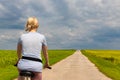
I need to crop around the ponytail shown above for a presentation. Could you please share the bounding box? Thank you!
[25,17,39,32]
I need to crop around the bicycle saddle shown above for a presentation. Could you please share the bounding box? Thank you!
[20,70,34,77]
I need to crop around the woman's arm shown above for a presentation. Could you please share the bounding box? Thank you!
[15,43,22,66]
[42,45,51,69]
[17,43,22,60]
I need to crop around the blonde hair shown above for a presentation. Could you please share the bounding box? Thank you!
[25,17,39,31]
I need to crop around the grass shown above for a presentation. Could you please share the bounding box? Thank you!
[0,49,75,80]
[81,50,120,80]
[0,50,18,80]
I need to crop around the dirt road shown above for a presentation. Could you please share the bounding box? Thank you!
[14,50,112,80]
[42,50,112,80]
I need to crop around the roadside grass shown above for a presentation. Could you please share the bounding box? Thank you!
[0,50,18,80]
[0,49,75,80]
[81,50,120,80]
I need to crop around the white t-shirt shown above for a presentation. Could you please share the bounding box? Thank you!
[18,32,47,60]
[17,32,47,72]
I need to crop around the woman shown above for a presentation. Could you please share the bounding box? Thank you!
[16,17,50,80]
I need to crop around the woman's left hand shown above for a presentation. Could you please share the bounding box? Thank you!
[44,63,52,69]
[14,60,19,67]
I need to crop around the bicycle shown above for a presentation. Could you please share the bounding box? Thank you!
[19,70,34,80]
[18,67,52,80]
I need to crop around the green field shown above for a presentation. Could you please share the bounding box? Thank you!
[0,49,75,80]
[81,50,120,80]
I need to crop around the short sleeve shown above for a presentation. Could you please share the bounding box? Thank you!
[42,36,47,46]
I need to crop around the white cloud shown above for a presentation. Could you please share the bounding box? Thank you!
[0,3,9,18]
[0,3,5,10]
[0,29,24,40]
[85,19,101,23]
[1,0,120,49]
[64,0,83,16]
[39,0,56,13]
[105,20,120,28]
[93,0,103,6]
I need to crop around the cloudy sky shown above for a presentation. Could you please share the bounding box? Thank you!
[0,0,120,50]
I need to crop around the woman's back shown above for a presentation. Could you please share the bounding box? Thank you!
[19,32,47,59]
